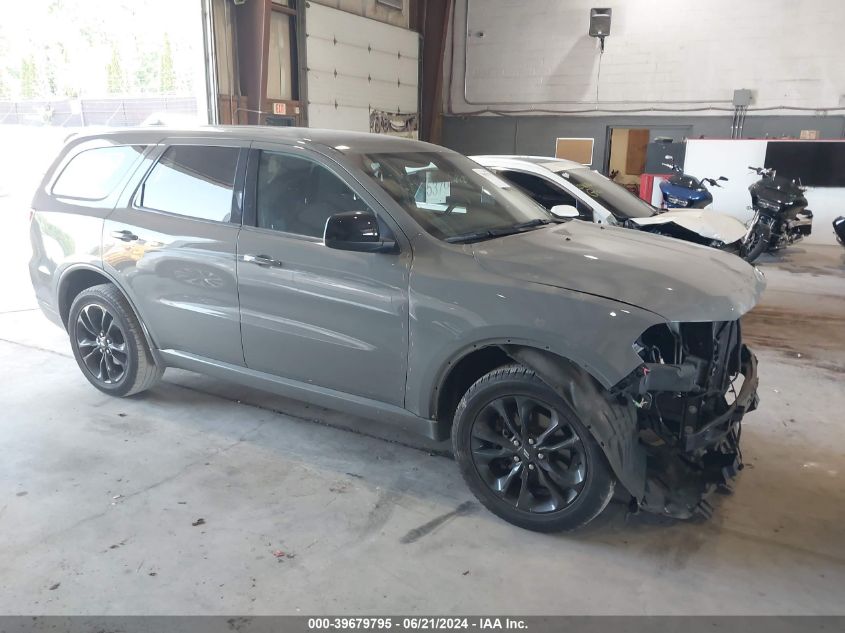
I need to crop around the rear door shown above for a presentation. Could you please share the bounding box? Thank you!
[103,139,247,365]
[236,143,411,406]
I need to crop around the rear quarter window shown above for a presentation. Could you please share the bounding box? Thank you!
[139,145,239,222]
[52,145,146,200]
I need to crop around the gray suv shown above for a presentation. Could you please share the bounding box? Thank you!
[29,127,763,532]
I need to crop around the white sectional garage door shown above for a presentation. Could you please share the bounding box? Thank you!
[305,3,419,134]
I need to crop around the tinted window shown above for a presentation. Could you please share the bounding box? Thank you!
[52,145,145,200]
[141,145,239,222]
[499,170,593,221]
[557,168,656,220]
[256,151,370,237]
[499,170,577,208]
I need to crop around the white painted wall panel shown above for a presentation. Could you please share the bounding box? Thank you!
[306,2,419,132]
[683,140,768,225]
[683,139,840,245]
[448,0,845,115]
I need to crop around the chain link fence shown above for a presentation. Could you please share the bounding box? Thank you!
[0,95,198,127]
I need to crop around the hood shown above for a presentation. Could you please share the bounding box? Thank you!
[472,221,766,322]
[628,210,748,243]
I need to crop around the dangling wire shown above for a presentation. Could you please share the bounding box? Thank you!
[595,41,604,107]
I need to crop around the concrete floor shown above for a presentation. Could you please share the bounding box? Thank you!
[1,146,844,614]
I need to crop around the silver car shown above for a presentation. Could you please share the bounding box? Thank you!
[29,127,764,531]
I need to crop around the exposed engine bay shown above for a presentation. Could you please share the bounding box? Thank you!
[501,318,759,521]
[621,319,758,518]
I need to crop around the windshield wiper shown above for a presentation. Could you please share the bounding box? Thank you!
[508,218,558,230]
[445,219,558,244]
[446,230,498,243]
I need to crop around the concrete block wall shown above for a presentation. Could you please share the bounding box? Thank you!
[446,0,845,113]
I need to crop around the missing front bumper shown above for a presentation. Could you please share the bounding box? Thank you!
[684,345,758,452]
[636,344,760,519]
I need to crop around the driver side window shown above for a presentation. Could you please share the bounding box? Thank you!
[256,151,371,238]
[498,170,593,221]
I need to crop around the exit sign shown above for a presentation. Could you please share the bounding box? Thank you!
[272,103,287,115]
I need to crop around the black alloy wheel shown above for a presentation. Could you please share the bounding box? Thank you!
[67,283,162,397]
[469,394,587,513]
[75,303,128,384]
[452,365,616,532]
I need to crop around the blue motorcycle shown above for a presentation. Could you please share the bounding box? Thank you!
[659,157,728,209]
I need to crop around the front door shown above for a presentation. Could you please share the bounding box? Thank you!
[236,145,410,406]
[103,140,246,365]
[494,169,595,221]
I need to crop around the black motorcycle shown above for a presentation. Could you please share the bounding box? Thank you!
[834,216,845,246]
[742,166,814,262]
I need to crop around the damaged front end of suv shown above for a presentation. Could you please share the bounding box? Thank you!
[505,317,759,522]
[616,320,759,518]
[468,218,766,527]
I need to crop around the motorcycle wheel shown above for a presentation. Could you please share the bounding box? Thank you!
[742,226,768,263]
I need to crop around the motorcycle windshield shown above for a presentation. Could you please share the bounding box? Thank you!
[669,173,701,189]
[759,175,802,196]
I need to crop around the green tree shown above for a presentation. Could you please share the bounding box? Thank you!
[134,49,160,94]
[20,56,38,99]
[45,60,58,96]
[106,46,124,93]
[159,34,175,93]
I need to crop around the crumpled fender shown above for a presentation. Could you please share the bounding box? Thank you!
[629,210,748,243]
[501,345,646,499]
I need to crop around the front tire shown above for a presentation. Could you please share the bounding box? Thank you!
[742,224,768,263]
[68,283,162,397]
[452,365,615,532]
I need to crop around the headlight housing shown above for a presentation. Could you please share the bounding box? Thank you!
[756,198,780,212]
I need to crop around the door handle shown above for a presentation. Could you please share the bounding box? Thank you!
[242,254,283,268]
[110,229,138,242]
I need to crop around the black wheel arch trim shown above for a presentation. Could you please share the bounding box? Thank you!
[499,345,646,500]
[57,263,163,367]
[428,338,616,421]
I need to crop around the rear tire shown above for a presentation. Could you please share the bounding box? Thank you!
[451,365,615,532]
[68,283,162,397]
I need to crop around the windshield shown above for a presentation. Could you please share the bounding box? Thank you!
[557,168,656,219]
[354,151,554,241]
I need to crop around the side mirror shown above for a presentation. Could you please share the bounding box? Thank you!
[324,211,396,253]
[550,204,580,218]
[719,176,729,181]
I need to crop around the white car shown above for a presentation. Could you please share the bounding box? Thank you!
[473,155,749,256]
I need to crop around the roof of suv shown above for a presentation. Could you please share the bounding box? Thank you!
[66,125,447,155]
[472,155,587,172]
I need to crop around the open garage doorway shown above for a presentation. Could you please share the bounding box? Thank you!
[607,128,649,197]
[605,125,693,197]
